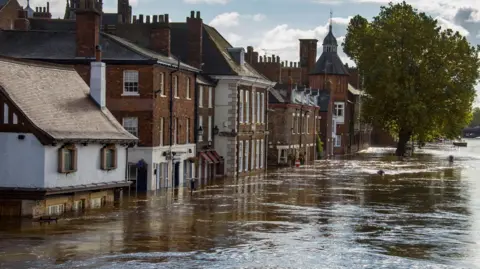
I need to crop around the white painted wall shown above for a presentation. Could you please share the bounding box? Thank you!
[44,144,127,188]
[0,133,45,188]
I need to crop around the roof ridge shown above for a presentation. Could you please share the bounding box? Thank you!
[0,55,76,71]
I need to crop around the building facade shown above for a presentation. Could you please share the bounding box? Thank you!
[0,56,137,218]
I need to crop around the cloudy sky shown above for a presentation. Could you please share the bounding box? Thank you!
[22,0,480,105]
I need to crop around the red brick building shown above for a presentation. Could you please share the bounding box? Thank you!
[0,0,20,29]
[0,0,200,191]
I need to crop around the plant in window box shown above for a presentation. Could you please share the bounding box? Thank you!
[101,145,117,170]
[58,144,77,174]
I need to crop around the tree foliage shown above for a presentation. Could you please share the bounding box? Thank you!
[343,1,480,155]
[468,107,480,127]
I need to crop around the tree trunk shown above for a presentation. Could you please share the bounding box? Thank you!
[395,129,412,156]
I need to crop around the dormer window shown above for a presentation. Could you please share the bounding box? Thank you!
[227,47,245,65]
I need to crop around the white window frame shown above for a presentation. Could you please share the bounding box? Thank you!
[123,117,138,137]
[90,198,102,209]
[238,141,243,172]
[123,70,139,95]
[208,87,213,108]
[159,72,165,96]
[306,115,310,134]
[47,204,65,215]
[335,134,342,147]
[239,89,244,123]
[252,89,256,123]
[186,77,191,99]
[261,92,265,123]
[260,139,264,168]
[208,116,212,141]
[245,140,249,171]
[3,103,8,124]
[256,139,260,169]
[199,85,203,107]
[257,92,261,123]
[173,75,179,98]
[245,91,250,123]
[159,117,164,146]
[296,113,300,134]
[198,116,203,142]
[186,118,190,144]
[251,140,255,170]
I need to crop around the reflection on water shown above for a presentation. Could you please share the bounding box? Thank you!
[1,140,480,268]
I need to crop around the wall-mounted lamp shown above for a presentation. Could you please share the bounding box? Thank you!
[213,125,219,135]
[198,126,204,136]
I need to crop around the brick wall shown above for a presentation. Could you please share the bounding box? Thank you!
[0,0,20,30]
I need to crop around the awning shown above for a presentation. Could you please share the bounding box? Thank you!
[211,150,224,163]
[199,152,213,164]
[207,151,220,164]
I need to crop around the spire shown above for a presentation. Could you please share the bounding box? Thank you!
[27,0,30,7]
[322,10,338,53]
[329,9,333,32]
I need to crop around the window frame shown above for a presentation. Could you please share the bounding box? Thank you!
[58,144,77,173]
[198,115,203,142]
[208,87,213,108]
[122,70,139,96]
[252,89,256,123]
[239,89,244,123]
[173,75,179,98]
[261,92,265,123]
[238,141,243,172]
[244,140,249,172]
[101,144,118,171]
[186,118,190,144]
[186,77,191,99]
[256,139,260,169]
[334,102,344,117]
[173,117,178,144]
[159,117,164,146]
[122,117,138,137]
[208,116,212,142]
[245,91,250,123]
[159,72,165,96]
[199,85,203,108]
[260,139,264,168]
[335,135,342,147]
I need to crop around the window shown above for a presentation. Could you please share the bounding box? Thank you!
[186,77,191,99]
[159,72,165,96]
[101,145,117,170]
[58,144,77,173]
[128,163,137,181]
[257,92,261,123]
[173,75,178,98]
[335,135,342,147]
[173,117,178,144]
[238,141,243,172]
[198,116,203,142]
[91,198,102,209]
[292,113,295,134]
[306,115,310,134]
[73,200,84,211]
[3,103,8,123]
[123,70,139,95]
[159,117,164,146]
[208,116,212,141]
[199,86,203,107]
[334,102,344,117]
[296,113,300,134]
[245,91,250,123]
[239,90,244,123]
[186,118,190,144]
[123,117,138,137]
[47,204,65,215]
[252,90,256,123]
[260,139,264,168]
[208,87,213,108]
[261,93,265,123]
[251,140,255,170]
[245,140,249,171]
[256,139,260,169]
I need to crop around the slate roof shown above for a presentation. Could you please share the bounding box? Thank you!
[323,26,338,46]
[29,18,76,31]
[102,13,118,25]
[311,51,349,76]
[0,30,199,72]
[269,88,285,104]
[0,0,9,8]
[170,23,270,80]
[197,74,216,86]
[0,57,137,142]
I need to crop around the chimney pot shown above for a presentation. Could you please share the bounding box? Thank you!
[153,15,158,23]
[35,7,38,12]
[196,11,200,18]
[267,57,271,62]
[139,14,143,23]
[276,56,280,62]
[117,14,123,23]
[259,57,263,63]
[164,14,169,23]
[47,2,50,13]
[90,61,106,108]
[146,15,150,23]
[159,15,164,22]
[190,10,194,18]
[272,54,275,62]
[133,15,137,23]
[290,62,293,67]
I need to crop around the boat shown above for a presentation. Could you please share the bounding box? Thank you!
[453,141,468,147]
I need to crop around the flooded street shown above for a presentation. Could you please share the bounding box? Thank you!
[1,140,480,269]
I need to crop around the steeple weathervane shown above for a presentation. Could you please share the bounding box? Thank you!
[329,9,333,32]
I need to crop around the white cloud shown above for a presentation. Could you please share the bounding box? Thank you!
[252,14,266,22]
[436,16,470,36]
[183,0,230,4]
[209,12,240,28]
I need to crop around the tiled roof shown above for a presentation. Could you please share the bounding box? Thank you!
[170,23,270,80]
[311,51,349,76]
[0,57,137,142]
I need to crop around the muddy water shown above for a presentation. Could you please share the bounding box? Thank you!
[1,140,480,269]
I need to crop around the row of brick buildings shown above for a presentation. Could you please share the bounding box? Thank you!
[0,0,381,194]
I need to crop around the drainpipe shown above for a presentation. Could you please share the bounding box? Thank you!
[236,83,240,181]
[194,73,199,181]
[169,58,181,188]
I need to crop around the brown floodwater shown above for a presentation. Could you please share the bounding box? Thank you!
[1,140,480,269]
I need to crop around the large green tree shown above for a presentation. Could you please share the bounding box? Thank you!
[469,107,480,127]
[343,1,480,156]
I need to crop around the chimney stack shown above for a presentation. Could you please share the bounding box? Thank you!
[14,9,30,30]
[150,13,170,56]
[75,0,101,58]
[90,45,106,108]
[187,10,203,69]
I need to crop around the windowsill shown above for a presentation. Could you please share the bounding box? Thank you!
[102,167,117,171]
[186,97,191,100]
[174,97,180,99]
[59,170,76,174]
[160,94,167,97]
[122,92,140,97]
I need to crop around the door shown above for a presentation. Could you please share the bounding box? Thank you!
[136,164,148,192]
[174,162,180,188]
